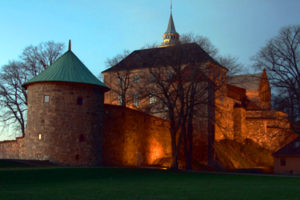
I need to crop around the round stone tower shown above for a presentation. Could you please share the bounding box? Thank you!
[22,43,109,166]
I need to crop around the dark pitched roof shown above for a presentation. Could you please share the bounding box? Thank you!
[165,14,178,34]
[102,43,227,73]
[227,73,262,91]
[23,50,109,90]
[273,137,300,156]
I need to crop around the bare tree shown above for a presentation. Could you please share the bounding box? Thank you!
[217,55,245,76]
[102,50,132,107]
[253,25,300,132]
[181,33,218,57]
[138,44,225,169]
[181,33,244,75]
[22,41,64,76]
[0,41,64,136]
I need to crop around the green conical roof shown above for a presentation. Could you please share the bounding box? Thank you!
[23,50,108,90]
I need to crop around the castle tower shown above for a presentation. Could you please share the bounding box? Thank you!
[159,1,180,47]
[22,41,109,166]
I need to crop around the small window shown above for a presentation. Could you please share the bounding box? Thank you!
[77,97,83,105]
[134,75,139,83]
[295,142,300,148]
[149,93,156,104]
[38,133,42,140]
[280,158,286,166]
[44,96,50,103]
[150,74,156,82]
[167,71,173,80]
[79,134,85,142]
[118,95,123,105]
[133,93,140,107]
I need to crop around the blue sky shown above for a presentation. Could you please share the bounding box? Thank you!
[0,0,300,76]
[0,0,300,139]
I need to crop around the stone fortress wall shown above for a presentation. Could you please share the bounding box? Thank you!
[0,82,105,166]
[0,75,297,168]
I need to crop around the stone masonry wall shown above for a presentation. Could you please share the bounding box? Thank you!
[103,104,172,167]
[215,95,296,153]
[23,82,105,166]
[0,138,22,159]
[245,110,297,151]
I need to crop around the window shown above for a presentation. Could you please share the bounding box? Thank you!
[167,71,173,80]
[150,74,156,82]
[280,158,286,166]
[133,93,140,107]
[38,133,42,140]
[134,75,139,83]
[118,95,123,105]
[149,93,156,104]
[44,95,50,103]
[79,134,85,142]
[295,142,300,148]
[77,97,83,105]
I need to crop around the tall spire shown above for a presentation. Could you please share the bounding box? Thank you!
[159,0,180,48]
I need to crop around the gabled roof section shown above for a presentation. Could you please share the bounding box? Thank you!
[227,73,262,91]
[273,137,300,156]
[23,50,108,90]
[102,43,227,73]
[165,14,178,34]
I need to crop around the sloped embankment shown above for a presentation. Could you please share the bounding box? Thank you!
[215,139,273,171]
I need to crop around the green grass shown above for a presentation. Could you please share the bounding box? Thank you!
[0,167,300,200]
[0,160,30,168]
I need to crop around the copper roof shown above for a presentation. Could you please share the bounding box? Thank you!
[23,50,109,90]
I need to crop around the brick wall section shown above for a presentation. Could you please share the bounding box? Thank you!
[23,82,105,166]
[274,156,300,175]
[0,138,22,159]
[245,110,296,152]
[102,104,172,167]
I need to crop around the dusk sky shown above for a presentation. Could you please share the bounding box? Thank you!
[1,0,300,139]
[1,0,300,77]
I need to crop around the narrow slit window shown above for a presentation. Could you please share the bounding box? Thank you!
[79,134,85,142]
[280,158,286,166]
[149,93,156,104]
[44,96,50,103]
[133,93,140,107]
[77,97,83,105]
[134,75,139,83]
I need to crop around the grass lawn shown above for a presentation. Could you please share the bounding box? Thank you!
[0,166,300,200]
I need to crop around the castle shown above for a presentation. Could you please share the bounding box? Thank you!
[0,11,296,169]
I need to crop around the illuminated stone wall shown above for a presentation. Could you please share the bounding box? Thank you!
[244,110,296,151]
[215,96,296,152]
[102,104,172,167]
